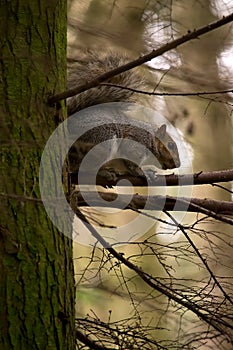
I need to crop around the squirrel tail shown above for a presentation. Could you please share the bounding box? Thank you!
[67,50,145,115]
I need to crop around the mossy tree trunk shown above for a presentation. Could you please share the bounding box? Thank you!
[0,1,76,349]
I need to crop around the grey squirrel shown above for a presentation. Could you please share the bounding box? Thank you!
[66,51,180,177]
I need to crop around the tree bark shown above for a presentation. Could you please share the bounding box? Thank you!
[0,0,75,349]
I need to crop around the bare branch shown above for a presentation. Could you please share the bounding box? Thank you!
[49,13,233,105]
[70,168,233,187]
[73,207,233,339]
[71,191,233,225]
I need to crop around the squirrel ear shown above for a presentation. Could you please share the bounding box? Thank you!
[155,124,167,138]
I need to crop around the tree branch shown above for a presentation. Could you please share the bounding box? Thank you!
[76,329,111,350]
[48,13,233,105]
[73,207,233,338]
[70,168,233,187]
[71,191,233,225]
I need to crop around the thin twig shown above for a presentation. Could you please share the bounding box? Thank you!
[100,84,233,97]
[73,207,233,338]
[164,211,233,306]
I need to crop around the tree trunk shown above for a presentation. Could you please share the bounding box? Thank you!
[0,1,76,349]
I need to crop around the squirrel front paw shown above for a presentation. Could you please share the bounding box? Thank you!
[97,167,125,183]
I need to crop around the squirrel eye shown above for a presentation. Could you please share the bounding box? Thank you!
[167,141,175,151]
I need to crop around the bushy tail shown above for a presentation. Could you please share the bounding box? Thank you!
[67,50,144,115]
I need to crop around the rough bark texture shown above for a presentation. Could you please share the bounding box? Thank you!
[0,1,75,349]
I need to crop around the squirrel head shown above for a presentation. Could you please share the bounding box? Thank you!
[154,124,181,169]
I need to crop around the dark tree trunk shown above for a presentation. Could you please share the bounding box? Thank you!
[0,0,76,349]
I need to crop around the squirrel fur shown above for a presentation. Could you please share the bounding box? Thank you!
[67,51,180,176]
[67,51,144,115]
